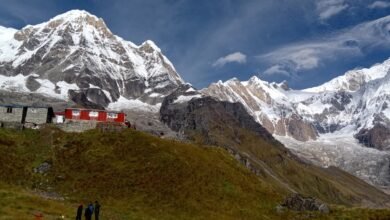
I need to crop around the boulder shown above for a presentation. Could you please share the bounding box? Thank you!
[281,194,329,213]
[33,162,52,174]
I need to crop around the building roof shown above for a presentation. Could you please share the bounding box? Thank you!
[65,108,124,114]
[0,104,52,109]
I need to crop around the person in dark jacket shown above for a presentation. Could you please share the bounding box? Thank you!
[84,206,92,220]
[88,202,94,214]
[76,204,83,220]
[94,201,101,220]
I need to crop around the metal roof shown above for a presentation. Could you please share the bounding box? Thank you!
[0,104,52,109]
[65,108,124,113]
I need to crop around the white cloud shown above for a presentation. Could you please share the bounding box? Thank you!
[263,65,291,76]
[368,1,390,9]
[212,52,247,67]
[259,15,390,76]
[317,0,349,21]
[287,48,320,70]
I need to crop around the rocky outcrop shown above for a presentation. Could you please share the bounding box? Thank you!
[202,77,318,141]
[355,123,390,151]
[281,194,329,213]
[285,115,318,142]
[160,85,275,144]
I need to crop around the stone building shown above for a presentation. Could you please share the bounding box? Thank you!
[0,105,54,128]
[24,107,54,124]
[0,105,25,123]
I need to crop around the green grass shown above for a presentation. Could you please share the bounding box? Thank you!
[0,127,390,219]
[0,182,73,219]
[184,104,390,207]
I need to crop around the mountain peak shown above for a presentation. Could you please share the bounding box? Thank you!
[140,40,162,53]
[51,9,99,22]
[23,9,112,37]
[0,10,184,109]
[304,57,390,93]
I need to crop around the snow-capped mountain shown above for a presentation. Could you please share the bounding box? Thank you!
[202,77,318,141]
[203,59,390,148]
[299,60,390,148]
[202,58,390,187]
[0,10,183,109]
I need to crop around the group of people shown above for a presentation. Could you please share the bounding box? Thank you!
[76,201,101,220]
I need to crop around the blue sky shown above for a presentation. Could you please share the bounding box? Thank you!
[0,0,390,89]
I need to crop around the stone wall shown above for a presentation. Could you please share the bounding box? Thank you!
[25,108,50,124]
[0,121,24,130]
[0,107,24,123]
[57,120,97,132]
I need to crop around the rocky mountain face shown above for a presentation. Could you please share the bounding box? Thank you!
[0,10,183,109]
[160,84,275,143]
[202,77,318,141]
[159,85,390,207]
[300,59,390,149]
[201,59,390,189]
[202,59,390,148]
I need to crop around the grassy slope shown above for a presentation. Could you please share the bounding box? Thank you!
[0,127,389,219]
[184,102,390,207]
[0,182,73,219]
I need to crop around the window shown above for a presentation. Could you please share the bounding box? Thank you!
[72,110,80,116]
[89,111,99,117]
[6,107,12,113]
[107,112,118,119]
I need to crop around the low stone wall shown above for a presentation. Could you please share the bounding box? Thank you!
[96,122,126,132]
[0,121,24,130]
[56,120,97,133]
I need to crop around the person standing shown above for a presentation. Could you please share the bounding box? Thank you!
[76,204,83,220]
[84,205,92,220]
[88,202,94,219]
[94,201,101,220]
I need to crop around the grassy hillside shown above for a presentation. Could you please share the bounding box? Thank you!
[0,127,390,219]
[160,96,390,207]
[191,125,390,206]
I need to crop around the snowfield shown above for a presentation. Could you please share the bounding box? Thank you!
[276,132,390,187]
[108,96,161,112]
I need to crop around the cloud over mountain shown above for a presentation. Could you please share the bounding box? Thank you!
[316,0,349,21]
[212,52,247,68]
[368,1,390,9]
[259,15,390,77]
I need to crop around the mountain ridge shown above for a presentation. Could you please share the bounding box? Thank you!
[0,9,183,109]
[202,57,390,189]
